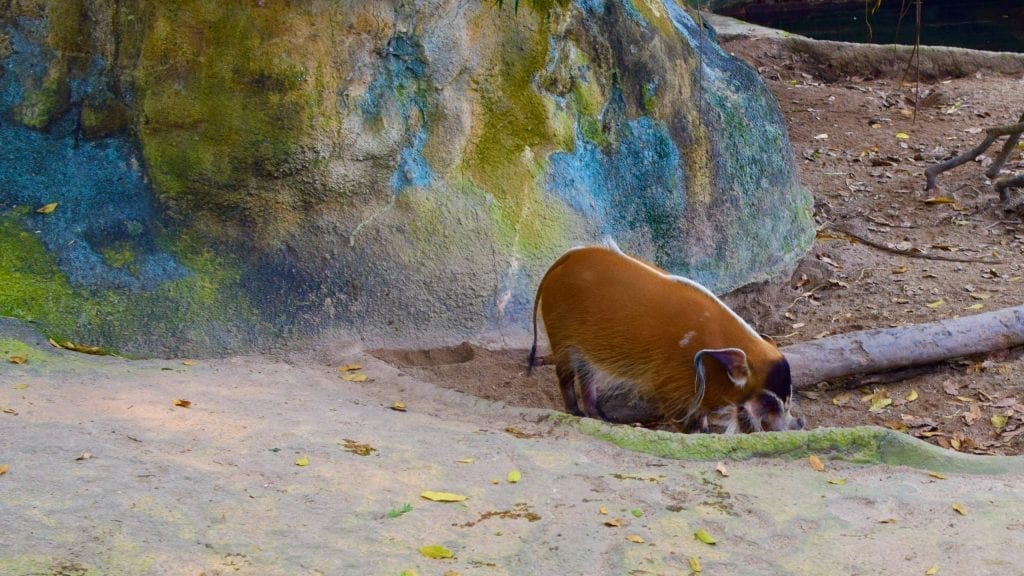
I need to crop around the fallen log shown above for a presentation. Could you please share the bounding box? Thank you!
[781,304,1024,389]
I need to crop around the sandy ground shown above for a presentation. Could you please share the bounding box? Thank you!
[3,321,1024,575]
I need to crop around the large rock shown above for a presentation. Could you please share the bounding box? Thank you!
[0,0,811,355]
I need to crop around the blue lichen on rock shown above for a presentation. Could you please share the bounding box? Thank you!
[0,1,812,355]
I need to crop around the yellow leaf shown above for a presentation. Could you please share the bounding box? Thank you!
[832,392,851,406]
[869,397,893,412]
[36,202,58,214]
[0,464,8,476]
[443,572,461,576]
[951,502,968,516]
[879,517,896,524]
[391,401,407,412]
[965,303,984,311]
[694,528,717,544]
[339,363,363,372]
[809,455,825,472]
[895,132,910,140]
[340,439,376,456]
[906,390,919,402]
[827,478,847,485]
[295,455,309,467]
[76,451,92,461]
[419,544,454,559]
[456,458,475,464]
[688,556,703,572]
[399,571,418,576]
[182,360,197,366]
[969,293,991,300]
[342,372,368,382]
[8,355,27,365]
[929,471,947,480]
[13,383,27,390]
[926,299,944,309]
[604,518,625,527]
[715,461,729,477]
[892,265,909,274]
[926,564,939,575]
[626,534,644,544]
[923,196,955,204]
[598,506,608,515]
[991,414,1008,431]
[172,398,192,408]
[420,491,467,502]
[507,469,522,484]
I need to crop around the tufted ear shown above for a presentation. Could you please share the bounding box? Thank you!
[759,333,778,347]
[694,348,750,388]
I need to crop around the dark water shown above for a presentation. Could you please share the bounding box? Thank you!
[719,0,1024,53]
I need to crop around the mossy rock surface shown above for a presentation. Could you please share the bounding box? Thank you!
[0,0,811,355]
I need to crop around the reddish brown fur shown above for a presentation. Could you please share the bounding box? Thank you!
[532,245,792,428]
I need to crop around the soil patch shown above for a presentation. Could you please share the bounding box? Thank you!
[374,34,1024,455]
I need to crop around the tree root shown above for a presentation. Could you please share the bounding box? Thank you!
[925,112,1024,201]
[828,226,1003,265]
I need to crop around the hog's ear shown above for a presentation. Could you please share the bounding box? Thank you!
[694,348,750,388]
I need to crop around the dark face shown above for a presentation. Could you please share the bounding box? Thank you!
[764,357,794,404]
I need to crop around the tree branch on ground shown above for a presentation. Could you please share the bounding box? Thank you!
[925,111,1024,201]
[782,304,1024,389]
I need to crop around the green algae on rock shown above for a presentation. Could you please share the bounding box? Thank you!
[1,0,811,355]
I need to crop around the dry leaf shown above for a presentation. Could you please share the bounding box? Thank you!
[694,528,717,545]
[991,414,1008,431]
[598,506,608,515]
[969,293,991,300]
[892,265,909,274]
[419,545,454,559]
[390,401,407,412]
[832,392,851,406]
[895,132,910,140]
[295,455,309,466]
[1,407,17,415]
[342,373,368,382]
[0,464,8,476]
[172,398,192,408]
[925,299,945,309]
[13,383,27,390]
[76,451,92,461]
[182,360,197,366]
[965,303,985,311]
[421,491,467,502]
[870,396,893,412]
[8,355,27,365]
[341,439,377,456]
[444,572,461,576]
[507,469,522,484]
[688,556,703,572]
[963,403,982,425]
[809,455,825,472]
[339,363,363,372]
[626,534,645,544]
[715,461,729,477]
[942,380,959,396]
[925,564,939,575]
[906,390,919,402]
[951,502,968,516]
[923,196,955,204]
[827,478,847,485]
[604,518,625,527]
[36,202,58,214]
[456,458,475,464]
